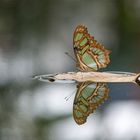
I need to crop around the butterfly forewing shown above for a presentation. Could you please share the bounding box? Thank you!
[73,82,109,125]
[73,25,110,71]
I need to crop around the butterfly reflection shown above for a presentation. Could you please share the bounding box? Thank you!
[73,82,109,125]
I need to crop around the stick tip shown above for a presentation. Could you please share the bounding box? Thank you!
[135,74,140,86]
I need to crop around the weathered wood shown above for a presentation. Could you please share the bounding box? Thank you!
[33,71,140,86]
[55,72,138,83]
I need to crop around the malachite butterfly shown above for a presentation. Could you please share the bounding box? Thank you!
[73,25,110,71]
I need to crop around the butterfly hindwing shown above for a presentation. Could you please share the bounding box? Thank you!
[73,82,109,125]
[73,25,110,71]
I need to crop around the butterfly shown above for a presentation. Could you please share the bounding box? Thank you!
[72,25,110,124]
[73,25,110,71]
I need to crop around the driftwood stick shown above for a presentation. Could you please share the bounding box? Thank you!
[33,71,140,86]
[55,72,138,83]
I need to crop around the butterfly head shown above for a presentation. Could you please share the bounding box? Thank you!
[135,74,140,86]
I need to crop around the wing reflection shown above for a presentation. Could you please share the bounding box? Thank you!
[73,82,109,125]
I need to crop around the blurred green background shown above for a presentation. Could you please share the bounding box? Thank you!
[0,0,140,140]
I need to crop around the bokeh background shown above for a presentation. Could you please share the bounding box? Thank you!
[0,0,140,140]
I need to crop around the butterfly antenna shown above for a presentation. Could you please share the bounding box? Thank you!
[65,52,76,62]
[64,89,75,101]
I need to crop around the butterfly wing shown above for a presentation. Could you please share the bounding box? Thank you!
[73,25,110,71]
[73,82,109,125]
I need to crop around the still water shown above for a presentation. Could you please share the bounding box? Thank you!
[0,0,140,140]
